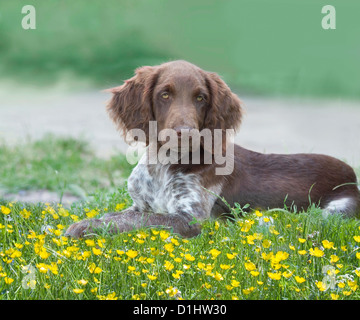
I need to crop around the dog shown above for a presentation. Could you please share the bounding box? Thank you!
[65,60,360,238]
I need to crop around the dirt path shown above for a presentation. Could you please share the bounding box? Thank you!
[1,86,359,204]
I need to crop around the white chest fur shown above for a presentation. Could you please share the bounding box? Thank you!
[127,154,221,219]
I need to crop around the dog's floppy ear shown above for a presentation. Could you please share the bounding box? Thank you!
[201,71,243,155]
[203,71,243,132]
[106,66,159,144]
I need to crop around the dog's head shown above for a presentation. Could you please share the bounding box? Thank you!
[106,60,243,151]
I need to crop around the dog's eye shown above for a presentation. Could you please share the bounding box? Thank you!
[161,92,169,99]
[196,95,204,102]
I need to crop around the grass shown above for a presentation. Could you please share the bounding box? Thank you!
[0,135,134,198]
[0,136,360,300]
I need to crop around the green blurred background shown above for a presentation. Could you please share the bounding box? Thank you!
[0,0,359,98]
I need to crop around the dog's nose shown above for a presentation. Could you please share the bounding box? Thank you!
[174,126,193,137]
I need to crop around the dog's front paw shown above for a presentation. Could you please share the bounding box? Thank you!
[64,219,102,238]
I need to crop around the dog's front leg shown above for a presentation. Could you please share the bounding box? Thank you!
[64,207,202,238]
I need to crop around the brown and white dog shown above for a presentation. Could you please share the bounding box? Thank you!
[65,60,360,238]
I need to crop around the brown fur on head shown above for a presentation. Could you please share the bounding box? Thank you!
[106,60,243,148]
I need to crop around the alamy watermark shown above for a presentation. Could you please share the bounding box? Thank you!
[125,121,235,176]
[21,4,336,31]
[21,264,36,289]
[21,5,36,30]
[321,5,336,30]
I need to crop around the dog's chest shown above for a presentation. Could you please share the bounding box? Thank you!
[127,155,214,215]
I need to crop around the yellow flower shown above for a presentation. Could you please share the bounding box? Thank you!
[331,293,339,300]
[274,251,289,261]
[77,279,88,286]
[159,230,170,241]
[171,238,180,246]
[36,245,51,259]
[73,288,85,294]
[244,261,256,271]
[220,264,231,270]
[85,239,95,247]
[208,249,221,259]
[226,253,237,260]
[240,219,254,232]
[4,277,14,284]
[282,271,293,278]
[269,226,279,235]
[115,203,126,211]
[298,250,307,255]
[231,280,240,287]
[19,209,31,219]
[82,251,91,259]
[48,262,58,275]
[70,214,79,222]
[98,292,118,300]
[295,276,306,283]
[197,262,205,270]
[181,253,194,262]
[126,250,138,259]
[86,209,98,218]
[58,208,69,217]
[88,263,102,274]
[262,239,272,248]
[353,236,360,243]
[354,269,360,277]
[172,270,184,279]
[246,235,255,244]
[165,286,180,298]
[147,274,157,280]
[37,263,48,273]
[164,261,174,271]
[242,287,255,295]
[250,271,260,277]
[316,281,327,292]
[1,206,11,215]
[309,247,324,258]
[322,240,335,249]
[127,266,136,272]
[356,252,360,260]
[348,280,358,291]
[298,238,306,243]
[214,272,224,281]
[330,255,339,263]
[261,252,274,261]
[7,249,22,259]
[164,243,174,253]
[92,247,102,256]
[267,272,281,280]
